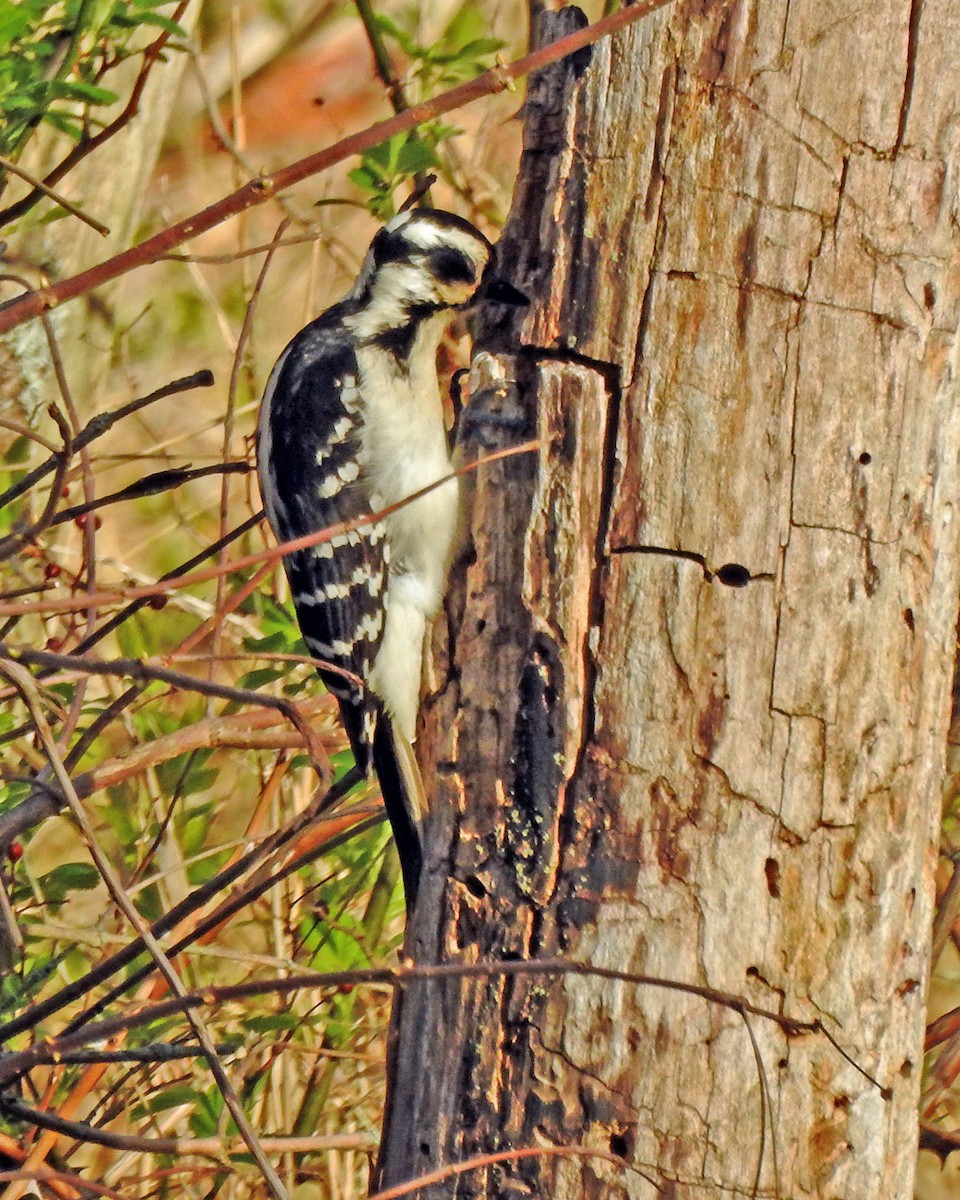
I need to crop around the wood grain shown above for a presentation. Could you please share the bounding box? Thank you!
[377,2,960,1195]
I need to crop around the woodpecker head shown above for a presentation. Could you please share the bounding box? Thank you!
[347,208,527,333]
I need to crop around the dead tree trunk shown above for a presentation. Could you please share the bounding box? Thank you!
[377,2,960,1196]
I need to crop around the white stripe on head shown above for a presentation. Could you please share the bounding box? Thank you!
[397,219,490,263]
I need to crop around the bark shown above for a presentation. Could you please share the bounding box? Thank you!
[377,2,960,1197]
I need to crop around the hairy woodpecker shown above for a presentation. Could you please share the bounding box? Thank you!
[256,208,526,907]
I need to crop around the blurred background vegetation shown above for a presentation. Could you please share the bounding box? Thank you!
[0,1,535,1195]
[2,2,960,1198]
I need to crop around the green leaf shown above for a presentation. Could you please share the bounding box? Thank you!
[129,11,186,36]
[396,138,439,175]
[38,862,100,905]
[188,1087,224,1137]
[145,1084,204,1114]
[373,13,419,57]
[238,666,285,690]
[50,79,118,104]
[243,629,291,654]
[40,109,84,140]
[458,37,506,57]
[247,1012,300,1032]
[348,165,382,194]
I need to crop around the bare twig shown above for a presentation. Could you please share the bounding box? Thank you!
[0,440,542,616]
[0,416,61,453]
[0,645,331,780]
[161,231,323,264]
[56,808,383,1042]
[0,1100,374,1158]
[0,771,366,1044]
[366,1145,660,1199]
[0,1169,122,1200]
[74,695,332,796]
[0,3,191,230]
[0,657,293,1200]
[212,220,290,674]
[0,153,109,236]
[354,0,409,115]
[70,505,256,660]
[0,956,829,1087]
[0,371,215,512]
[932,853,960,969]
[50,461,251,526]
[0,406,72,561]
[0,0,676,333]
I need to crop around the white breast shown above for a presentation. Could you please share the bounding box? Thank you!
[355,320,460,737]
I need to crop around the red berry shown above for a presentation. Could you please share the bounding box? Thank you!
[44,563,62,579]
[7,842,23,863]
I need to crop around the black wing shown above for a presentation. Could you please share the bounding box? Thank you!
[257,309,386,772]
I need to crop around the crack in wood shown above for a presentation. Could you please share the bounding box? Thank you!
[609,543,773,588]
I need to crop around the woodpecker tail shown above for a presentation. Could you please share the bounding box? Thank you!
[373,718,428,911]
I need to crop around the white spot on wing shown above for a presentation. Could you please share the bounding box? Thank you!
[318,474,342,499]
[358,609,384,641]
[341,376,361,412]
[337,460,360,483]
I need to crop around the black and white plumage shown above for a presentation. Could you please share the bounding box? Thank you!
[256,207,526,907]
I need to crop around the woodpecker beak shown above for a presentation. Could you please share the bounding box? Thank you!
[482,277,529,307]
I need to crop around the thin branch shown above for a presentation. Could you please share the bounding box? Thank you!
[0,439,543,616]
[74,695,332,795]
[367,1145,661,1199]
[354,0,409,115]
[739,1005,777,1198]
[0,957,832,1087]
[0,0,676,333]
[0,1098,374,1158]
[47,1043,242,1065]
[0,416,61,453]
[0,645,331,779]
[0,153,109,236]
[213,220,289,672]
[161,231,323,264]
[927,1004,960,1051]
[70,504,256,659]
[56,808,383,1042]
[0,1169,123,1200]
[0,658,292,1200]
[49,461,251,526]
[0,370,215,513]
[0,406,72,561]
[0,512,265,839]
[0,3,190,230]
[0,770,365,1045]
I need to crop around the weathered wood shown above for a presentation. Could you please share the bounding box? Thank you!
[377,2,960,1196]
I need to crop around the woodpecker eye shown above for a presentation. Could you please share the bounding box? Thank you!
[428,247,476,286]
